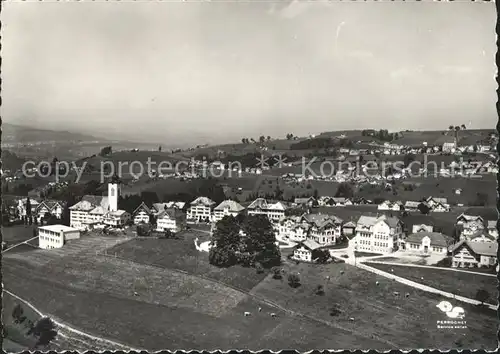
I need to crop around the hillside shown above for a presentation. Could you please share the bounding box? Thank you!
[1,123,107,144]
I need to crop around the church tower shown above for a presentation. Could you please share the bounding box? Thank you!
[108,175,121,212]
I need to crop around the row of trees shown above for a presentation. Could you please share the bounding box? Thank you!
[209,214,281,269]
[241,136,272,144]
[361,129,401,142]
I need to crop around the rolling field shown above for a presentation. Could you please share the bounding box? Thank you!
[2,225,38,245]
[250,262,498,350]
[107,231,267,291]
[3,229,497,350]
[364,263,498,305]
[2,237,387,350]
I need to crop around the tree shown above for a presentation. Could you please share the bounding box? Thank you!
[473,192,489,206]
[448,125,454,131]
[403,153,416,168]
[461,124,466,130]
[208,246,236,267]
[12,304,23,323]
[158,145,162,152]
[241,138,246,144]
[255,262,264,274]
[335,183,354,199]
[267,136,271,141]
[417,203,430,215]
[243,215,281,268]
[315,284,325,296]
[272,267,282,280]
[288,273,301,288]
[475,289,490,305]
[25,197,32,225]
[259,136,266,143]
[99,146,112,156]
[211,216,241,251]
[313,249,330,264]
[29,317,58,347]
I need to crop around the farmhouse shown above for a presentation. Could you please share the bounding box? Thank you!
[187,197,216,222]
[294,196,318,208]
[247,198,287,223]
[377,200,403,211]
[302,213,343,246]
[212,200,245,222]
[456,213,485,238]
[292,239,322,262]
[467,231,496,243]
[34,200,66,223]
[342,220,356,236]
[441,136,457,153]
[103,209,131,227]
[353,215,404,254]
[404,232,454,255]
[133,202,152,224]
[156,208,186,233]
[38,224,81,250]
[404,201,420,212]
[450,240,498,268]
[277,216,309,243]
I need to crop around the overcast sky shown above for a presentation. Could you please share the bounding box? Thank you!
[3,1,497,145]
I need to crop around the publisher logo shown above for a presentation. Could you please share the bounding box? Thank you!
[436,301,467,329]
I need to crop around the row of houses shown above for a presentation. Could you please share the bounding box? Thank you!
[378,197,451,213]
[291,212,498,268]
[16,198,66,223]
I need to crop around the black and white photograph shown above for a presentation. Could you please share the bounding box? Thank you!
[1,0,498,351]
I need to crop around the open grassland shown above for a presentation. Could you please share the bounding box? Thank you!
[364,263,498,305]
[107,231,267,292]
[2,291,121,352]
[3,229,497,350]
[2,248,387,350]
[250,261,497,350]
[2,225,38,245]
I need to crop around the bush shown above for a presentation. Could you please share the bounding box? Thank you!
[209,247,236,268]
[315,284,325,296]
[255,262,264,274]
[435,257,452,267]
[288,273,301,288]
[272,267,282,280]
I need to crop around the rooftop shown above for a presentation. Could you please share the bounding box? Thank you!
[39,224,79,233]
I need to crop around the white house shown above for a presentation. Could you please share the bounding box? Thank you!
[38,224,81,250]
[302,213,343,246]
[456,213,485,238]
[487,220,498,239]
[292,239,322,262]
[156,208,186,233]
[103,210,131,227]
[450,240,497,268]
[411,223,434,234]
[247,198,287,223]
[212,200,245,222]
[69,195,109,230]
[404,232,453,255]
[404,201,421,212]
[354,215,404,254]
[69,181,128,230]
[277,216,309,243]
[132,202,152,224]
[187,197,216,222]
[377,200,391,211]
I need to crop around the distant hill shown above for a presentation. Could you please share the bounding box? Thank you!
[1,123,107,144]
